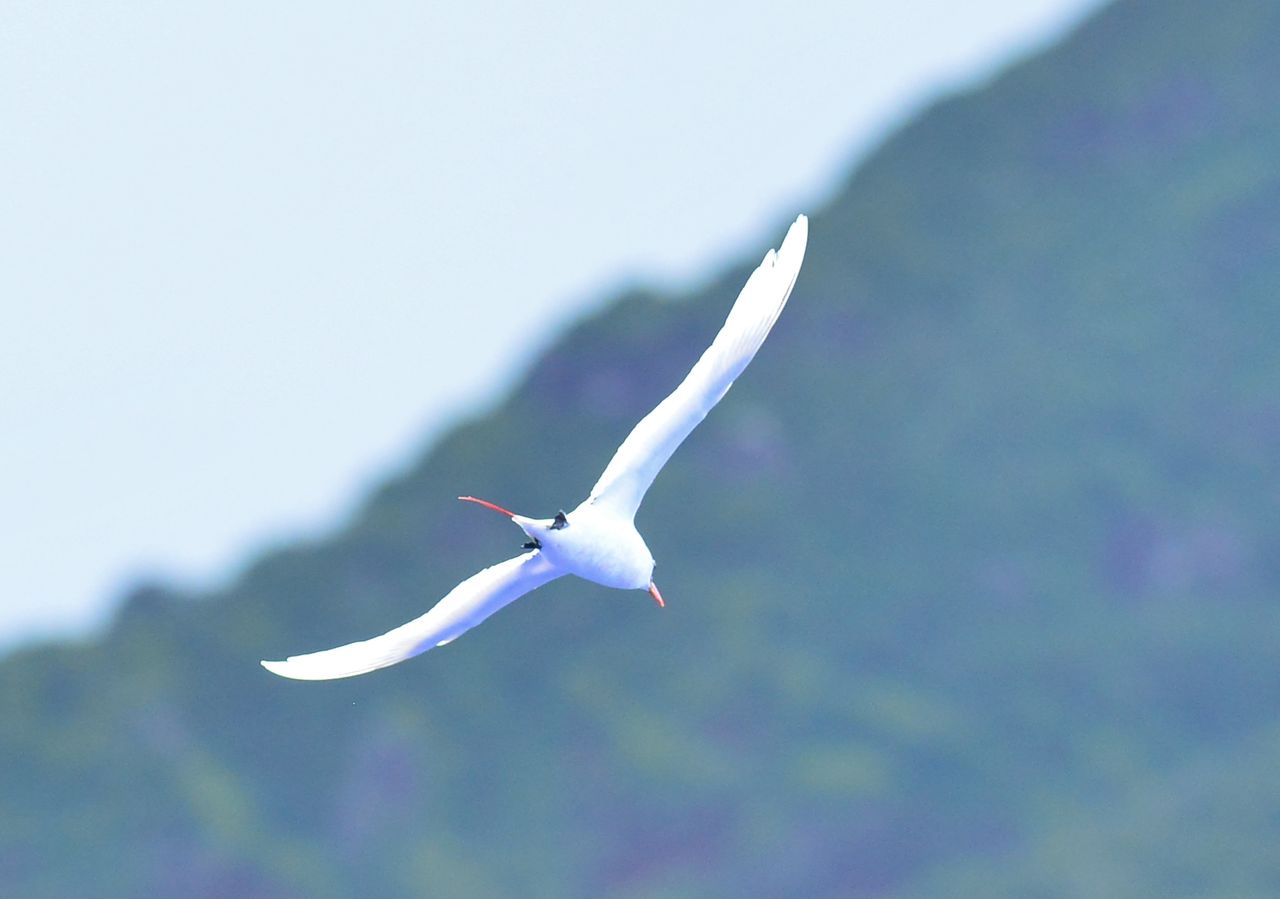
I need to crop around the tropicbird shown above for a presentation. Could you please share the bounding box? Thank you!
[262,214,807,680]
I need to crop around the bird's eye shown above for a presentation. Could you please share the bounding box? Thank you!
[550,511,568,530]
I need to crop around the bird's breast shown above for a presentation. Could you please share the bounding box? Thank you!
[536,507,653,590]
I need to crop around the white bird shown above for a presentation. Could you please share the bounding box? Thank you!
[261,214,808,680]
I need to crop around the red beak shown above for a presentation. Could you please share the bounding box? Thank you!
[648,581,665,608]
[457,496,516,518]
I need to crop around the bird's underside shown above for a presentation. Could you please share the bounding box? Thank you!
[261,214,808,680]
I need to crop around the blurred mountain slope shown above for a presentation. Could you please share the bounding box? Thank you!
[7,0,1280,895]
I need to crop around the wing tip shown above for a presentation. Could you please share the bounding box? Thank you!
[762,214,807,267]
[784,213,808,251]
[262,658,332,681]
[261,659,297,678]
[263,659,349,681]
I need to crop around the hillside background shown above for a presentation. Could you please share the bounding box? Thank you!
[6,0,1280,895]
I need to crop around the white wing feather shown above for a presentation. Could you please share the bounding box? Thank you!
[260,551,563,681]
[587,214,808,519]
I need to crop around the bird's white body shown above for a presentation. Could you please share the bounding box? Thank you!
[516,502,654,589]
[262,214,808,680]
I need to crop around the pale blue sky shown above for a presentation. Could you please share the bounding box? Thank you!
[0,0,1105,645]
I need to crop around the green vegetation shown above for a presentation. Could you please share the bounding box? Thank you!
[7,0,1280,894]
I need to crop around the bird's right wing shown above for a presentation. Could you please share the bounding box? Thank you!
[260,551,564,681]
[586,214,808,519]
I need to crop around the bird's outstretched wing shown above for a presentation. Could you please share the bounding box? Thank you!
[261,551,563,681]
[587,214,808,519]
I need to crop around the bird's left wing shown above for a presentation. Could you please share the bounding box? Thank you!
[261,551,563,681]
[587,214,807,519]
